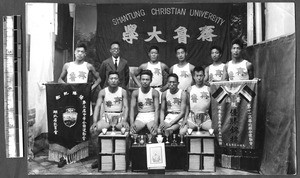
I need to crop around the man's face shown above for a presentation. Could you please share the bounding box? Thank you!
[148,49,159,62]
[110,44,120,58]
[74,47,86,61]
[108,74,119,87]
[231,44,242,58]
[211,48,221,62]
[140,74,151,88]
[193,70,205,85]
[168,76,179,92]
[176,48,187,62]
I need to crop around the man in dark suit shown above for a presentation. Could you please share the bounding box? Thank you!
[99,41,130,89]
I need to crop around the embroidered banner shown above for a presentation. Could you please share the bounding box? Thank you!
[95,3,231,67]
[211,80,258,149]
[45,83,91,150]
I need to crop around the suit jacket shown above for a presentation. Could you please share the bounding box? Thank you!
[99,57,129,89]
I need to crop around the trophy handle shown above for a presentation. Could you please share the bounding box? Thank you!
[105,113,109,123]
[119,113,122,123]
[191,112,195,123]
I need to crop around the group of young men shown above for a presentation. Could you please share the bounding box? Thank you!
[58,38,254,168]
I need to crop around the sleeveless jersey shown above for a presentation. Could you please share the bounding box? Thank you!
[138,88,155,112]
[147,62,163,87]
[67,61,89,83]
[103,87,123,112]
[227,60,249,81]
[173,63,193,90]
[208,63,225,82]
[166,89,182,113]
[189,85,210,113]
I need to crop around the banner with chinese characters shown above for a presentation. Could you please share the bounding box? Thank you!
[96,4,231,67]
[45,83,91,163]
[211,80,258,149]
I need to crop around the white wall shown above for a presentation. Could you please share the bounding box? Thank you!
[26,3,57,137]
[265,3,295,40]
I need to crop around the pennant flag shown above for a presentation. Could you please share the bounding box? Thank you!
[211,80,258,149]
[45,83,91,163]
[212,86,228,104]
[239,84,256,103]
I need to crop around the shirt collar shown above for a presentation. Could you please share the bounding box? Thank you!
[113,56,119,61]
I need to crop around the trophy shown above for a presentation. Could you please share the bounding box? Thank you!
[179,134,184,145]
[194,113,205,135]
[156,134,163,143]
[139,135,145,145]
[132,134,138,144]
[107,114,120,135]
[171,133,177,146]
[147,133,153,144]
[164,129,173,144]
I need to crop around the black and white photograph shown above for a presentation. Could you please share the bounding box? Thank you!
[0,0,297,177]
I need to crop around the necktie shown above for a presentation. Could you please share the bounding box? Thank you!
[114,59,118,70]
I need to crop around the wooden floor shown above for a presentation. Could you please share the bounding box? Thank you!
[28,148,260,176]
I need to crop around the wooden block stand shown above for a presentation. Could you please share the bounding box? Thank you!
[186,131,216,172]
[98,131,129,172]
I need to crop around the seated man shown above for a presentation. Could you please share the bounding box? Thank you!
[180,66,212,134]
[159,73,187,133]
[90,71,129,168]
[130,70,159,135]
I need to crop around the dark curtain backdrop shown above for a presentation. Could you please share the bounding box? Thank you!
[95,4,231,68]
[244,34,296,174]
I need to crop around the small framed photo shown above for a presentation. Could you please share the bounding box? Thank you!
[146,143,166,169]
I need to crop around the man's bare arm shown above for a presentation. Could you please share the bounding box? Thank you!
[58,63,69,83]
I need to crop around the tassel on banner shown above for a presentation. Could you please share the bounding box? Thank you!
[48,142,89,164]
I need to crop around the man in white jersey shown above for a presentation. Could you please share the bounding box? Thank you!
[204,45,225,83]
[90,71,129,169]
[222,38,254,81]
[159,73,187,132]
[58,42,101,90]
[57,43,101,168]
[180,66,212,134]
[170,44,195,91]
[132,45,169,93]
[130,70,159,135]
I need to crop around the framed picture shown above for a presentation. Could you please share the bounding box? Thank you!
[146,143,166,169]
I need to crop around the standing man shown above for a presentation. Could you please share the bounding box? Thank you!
[132,45,169,93]
[99,41,130,89]
[180,66,212,134]
[222,38,254,81]
[130,70,159,135]
[57,42,101,167]
[90,71,129,169]
[204,45,225,83]
[159,73,187,132]
[170,44,195,91]
[58,42,101,90]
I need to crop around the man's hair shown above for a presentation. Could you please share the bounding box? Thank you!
[175,44,187,53]
[210,45,222,54]
[149,45,159,53]
[192,66,205,76]
[167,73,179,82]
[231,38,244,49]
[108,71,119,78]
[110,41,120,48]
[76,42,87,51]
[139,69,153,79]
